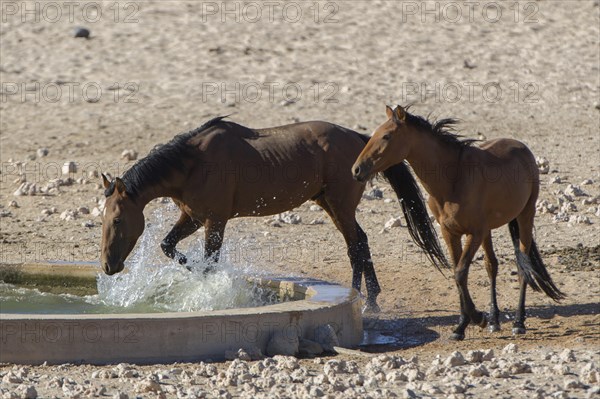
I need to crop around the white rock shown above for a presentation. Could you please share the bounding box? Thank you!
[14,182,37,196]
[62,161,77,174]
[7,200,19,208]
[549,176,562,184]
[564,378,584,389]
[503,343,519,354]
[569,215,592,225]
[274,212,301,225]
[60,210,78,221]
[559,349,576,362]
[565,184,586,197]
[553,212,570,223]
[384,217,403,229]
[36,148,49,157]
[309,204,322,211]
[363,187,383,200]
[581,179,594,185]
[88,170,99,179]
[309,218,325,225]
[121,149,138,161]
[444,351,467,367]
[466,350,484,363]
[135,378,162,393]
[536,157,549,174]
[91,207,102,217]
[469,364,489,377]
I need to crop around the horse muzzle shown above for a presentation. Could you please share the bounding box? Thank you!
[352,162,372,182]
[102,260,124,275]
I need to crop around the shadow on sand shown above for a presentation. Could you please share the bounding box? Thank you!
[359,302,599,353]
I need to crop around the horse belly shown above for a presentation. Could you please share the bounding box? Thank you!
[231,167,323,217]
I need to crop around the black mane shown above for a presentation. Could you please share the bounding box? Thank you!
[403,106,477,148]
[104,116,228,198]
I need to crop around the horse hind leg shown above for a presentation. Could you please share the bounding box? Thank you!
[482,232,501,332]
[161,211,202,269]
[313,196,381,312]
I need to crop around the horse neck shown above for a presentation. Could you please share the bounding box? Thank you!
[128,172,185,209]
[405,130,462,202]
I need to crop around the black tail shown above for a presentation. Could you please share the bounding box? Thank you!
[508,219,565,301]
[356,132,450,272]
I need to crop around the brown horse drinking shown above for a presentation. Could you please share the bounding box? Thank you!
[100,116,448,311]
[353,106,565,338]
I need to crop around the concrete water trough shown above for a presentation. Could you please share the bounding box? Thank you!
[0,262,363,365]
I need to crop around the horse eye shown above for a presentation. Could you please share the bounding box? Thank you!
[382,134,391,141]
[114,218,121,225]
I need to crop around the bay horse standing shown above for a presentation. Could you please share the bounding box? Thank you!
[352,105,564,337]
[100,116,448,312]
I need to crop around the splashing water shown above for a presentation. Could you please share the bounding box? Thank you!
[95,207,278,312]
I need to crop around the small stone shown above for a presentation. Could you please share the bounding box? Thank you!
[309,218,325,225]
[564,378,584,389]
[15,384,37,399]
[62,161,77,174]
[384,217,403,229]
[121,149,138,161]
[274,212,301,225]
[73,27,90,38]
[37,148,49,157]
[7,200,19,208]
[78,206,90,215]
[91,207,102,217]
[88,170,100,179]
[444,351,467,367]
[536,157,550,174]
[559,349,576,362]
[363,187,384,200]
[549,176,562,184]
[309,204,322,211]
[565,184,586,197]
[469,364,489,377]
[466,350,484,363]
[60,209,78,221]
[503,343,518,354]
[569,215,592,225]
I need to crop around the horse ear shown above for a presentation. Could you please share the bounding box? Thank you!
[101,173,111,190]
[385,105,394,119]
[114,177,127,196]
[394,105,406,122]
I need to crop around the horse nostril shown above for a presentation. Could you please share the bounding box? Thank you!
[354,166,361,176]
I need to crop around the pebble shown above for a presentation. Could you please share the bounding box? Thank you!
[121,150,138,161]
[549,176,562,184]
[309,218,325,225]
[36,148,49,157]
[363,187,384,200]
[569,215,592,224]
[73,27,90,38]
[60,209,78,221]
[14,182,37,196]
[8,200,19,208]
[503,343,519,354]
[309,204,322,211]
[536,157,550,174]
[384,217,403,229]
[444,352,467,367]
[274,212,301,225]
[565,184,586,197]
[62,161,77,174]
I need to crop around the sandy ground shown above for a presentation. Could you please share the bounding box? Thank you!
[0,0,599,397]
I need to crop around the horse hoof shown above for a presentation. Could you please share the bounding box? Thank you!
[449,333,465,341]
[478,315,488,329]
[363,302,381,314]
[512,327,526,335]
[488,324,501,333]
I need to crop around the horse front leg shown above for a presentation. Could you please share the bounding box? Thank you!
[161,211,202,267]
[451,233,487,340]
[203,218,228,271]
